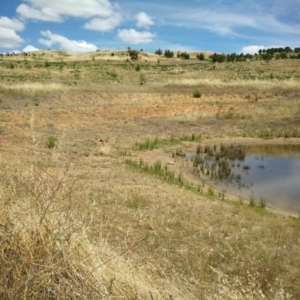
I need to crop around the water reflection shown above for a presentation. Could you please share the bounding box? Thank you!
[191,144,300,213]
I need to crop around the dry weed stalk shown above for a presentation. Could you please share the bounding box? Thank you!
[0,160,183,299]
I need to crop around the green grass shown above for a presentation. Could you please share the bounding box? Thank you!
[134,134,201,150]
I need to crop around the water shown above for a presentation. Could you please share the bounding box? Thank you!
[193,144,300,214]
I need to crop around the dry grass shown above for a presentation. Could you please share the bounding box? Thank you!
[0,159,185,299]
[167,78,300,91]
[0,83,67,97]
[0,51,300,299]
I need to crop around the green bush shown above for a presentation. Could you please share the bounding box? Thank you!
[164,50,174,58]
[129,50,139,60]
[139,73,146,85]
[193,90,202,98]
[47,136,57,149]
[197,53,205,60]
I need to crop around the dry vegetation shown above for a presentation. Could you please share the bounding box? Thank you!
[0,50,300,299]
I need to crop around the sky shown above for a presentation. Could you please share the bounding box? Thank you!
[1,0,300,55]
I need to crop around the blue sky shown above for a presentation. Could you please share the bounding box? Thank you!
[1,0,300,54]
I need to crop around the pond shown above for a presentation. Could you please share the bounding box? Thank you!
[191,144,300,214]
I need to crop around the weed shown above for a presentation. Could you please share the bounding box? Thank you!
[259,196,266,209]
[193,90,202,98]
[126,192,147,209]
[249,193,255,207]
[46,135,57,149]
[139,73,146,85]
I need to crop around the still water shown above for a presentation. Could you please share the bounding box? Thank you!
[207,144,300,214]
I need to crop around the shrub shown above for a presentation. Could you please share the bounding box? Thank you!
[178,52,190,59]
[210,53,226,63]
[139,73,146,85]
[197,53,205,60]
[128,50,139,60]
[164,50,174,58]
[259,197,266,209]
[193,90,202,98]
[47,135,57,149]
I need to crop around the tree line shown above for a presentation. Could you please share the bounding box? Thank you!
[154,46,300,62]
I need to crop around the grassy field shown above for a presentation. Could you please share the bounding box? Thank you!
[0,50,300,299]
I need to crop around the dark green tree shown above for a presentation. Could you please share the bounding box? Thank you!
[197,53,205,60]
[164,50,174,58]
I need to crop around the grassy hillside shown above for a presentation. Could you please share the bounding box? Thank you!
[0,50,300,299]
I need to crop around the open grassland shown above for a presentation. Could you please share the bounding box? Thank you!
[0,50,300,299]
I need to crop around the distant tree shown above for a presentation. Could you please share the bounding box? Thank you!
[276,53,287,59]
[210,53,226,63]
[155,49,163,55]
[226,53,236,62]
[178,52,189,59]
[284,46,292,53]
[197,53,205,60]
[261,53,273,61]
[164,50,174,58]
[294,47,300,53]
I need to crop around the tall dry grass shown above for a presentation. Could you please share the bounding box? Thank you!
[0,83,67,97]
[0,159,182,299]
[166,78,300,91]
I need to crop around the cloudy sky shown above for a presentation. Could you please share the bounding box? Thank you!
[1,0,300,54]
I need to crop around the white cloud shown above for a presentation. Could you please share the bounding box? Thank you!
[0,17,25,31]
[38,30,98,53]
[241,45,265,55]
[17,4,62,22]
[83,12,122,31]
[241,45,284,54]
[23,45,39,52]
[16,0,122,31]
[166,8,300,37]
[135,12,154,29]
[117,29,155,44]
[0,17,24,48]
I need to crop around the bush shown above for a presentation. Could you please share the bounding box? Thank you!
[164,50,174,58]
[210,53,226,63]
[47,135,57,149]
[128,50,139,60]
[139,73,146,85]
[193,90,202,98]
[178,52,190,59]
[197,53,205,60]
